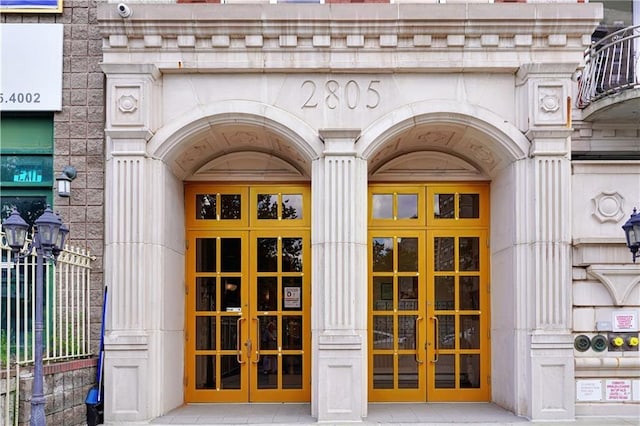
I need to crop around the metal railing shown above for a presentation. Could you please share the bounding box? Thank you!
[577,25,640,108]
[1,233,94,425]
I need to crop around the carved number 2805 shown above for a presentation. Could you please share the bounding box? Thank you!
[301,80,381,110]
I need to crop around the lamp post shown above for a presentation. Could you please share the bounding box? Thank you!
[622,207,640,263]
[2,206,68,426]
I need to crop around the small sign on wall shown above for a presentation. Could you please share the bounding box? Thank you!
[576,380,602,401]
[605,380,632,401]
[612,310,638,332]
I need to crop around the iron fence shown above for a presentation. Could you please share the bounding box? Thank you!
[577,25,640,108]
[1,233,94,425]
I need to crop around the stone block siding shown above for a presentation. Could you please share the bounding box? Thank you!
[0,359,97,426]
[1,0,105,354]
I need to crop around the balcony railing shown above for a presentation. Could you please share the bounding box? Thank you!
[577,25,640,109]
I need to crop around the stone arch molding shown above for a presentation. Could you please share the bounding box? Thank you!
[358,100,530,178]
[147,100,323,180]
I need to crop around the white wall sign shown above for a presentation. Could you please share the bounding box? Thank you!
[576,380,602,402]
[606,380,632,401]
[0,24,63,111]
[633,380,640,402]
[612,310,638,332]
[283,287,301,309]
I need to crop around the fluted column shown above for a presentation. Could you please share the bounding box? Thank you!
[312,129,367,422]
[102,64,161,422]
[518,64,575,420]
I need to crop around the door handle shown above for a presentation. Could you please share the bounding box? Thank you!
[251,317,261,364]
[431,316,439,363]
[415,316,424,365]
[236,317,246,364]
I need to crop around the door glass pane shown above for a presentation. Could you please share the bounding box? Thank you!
[221,277,241,311]
[220,355,241,389]
[398,354,418,389]
[373,315,393,349]
[282,355,302,389]
[195,355,216,389]
[282,194,303,220]
[282,277,302,311]
[460,276,480,310]
[283,316,302,350]
[434,276,454,310]
[221,238,241,272]
[257,194,278,219]
[196,194,216,220]
[258,355,278,389]
[398,277,417,311]
[438,315,455,350]
[397,237,418,272]
[459,194,479,218]
[434,194,455,219]
[373,355,393,389]
[195,316,216,350]
[257,277,277,311]
[196,238,217,272]
[221,194,241,219]
[257,238,278,272]
[260,316,278,350]
[434,237,454,271]
[459,237,479,271]
[195,278,216,311]
[373,278,393,311]
[372,194,392,219]
[435,354,455,388]
[397,194,418,219]
[461,354,480,388]
[220,316,238,350]
[398,315,416,349]
[282,238,303,272]
[460,315,480,350]
[372,238,393,272]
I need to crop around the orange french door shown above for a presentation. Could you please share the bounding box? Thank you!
[185,184,310,403]
[368,183,490,402]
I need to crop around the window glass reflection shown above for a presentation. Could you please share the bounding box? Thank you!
[434,194,455,219]
[282,194,302,220]
[257,194,278,219]
[257,238,278,272]
[398,354,418,389]
[257,277,277,311]
[196,194,216,219]
[221,278,241,311]
[372,238,393,272]
[434,276,454,310]
[373,355,393,389]
[220,194,241,220]
[372,194,393,219]
[196,278,216,311]
[195,316,216,350]
[459,237,479,271]
[397,237,418,272]
[282,238,303,272]
[398,277,417,311]
[461,354,481,388]
[221,238,241,272]
[373,277,393,311]
[459,194,479,219]
[434,354,455,388]
[196,238,216,272]
[373,315,393,349]
[460,276,480,310]
[397,194,418,219]
[434,237,454,271]
[195,355,216,389]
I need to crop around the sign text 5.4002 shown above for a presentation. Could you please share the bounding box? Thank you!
[0,92,41,104]
[301,80,380,110]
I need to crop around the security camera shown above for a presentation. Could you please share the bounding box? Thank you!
[117,3,131,18]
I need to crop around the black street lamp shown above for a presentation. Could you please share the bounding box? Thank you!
[622,207,640,263]
[1,206,67,426]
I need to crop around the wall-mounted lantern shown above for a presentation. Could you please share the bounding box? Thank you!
[622,207,640,263]
[56,166,77,198]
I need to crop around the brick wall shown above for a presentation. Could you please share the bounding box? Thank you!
[1,0,105,353]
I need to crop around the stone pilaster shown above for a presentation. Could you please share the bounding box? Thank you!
[102,64,161,422]
[519,64,575,420]
[312,129,367,422]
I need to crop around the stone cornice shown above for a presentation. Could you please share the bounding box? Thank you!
[97,3,601,73]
